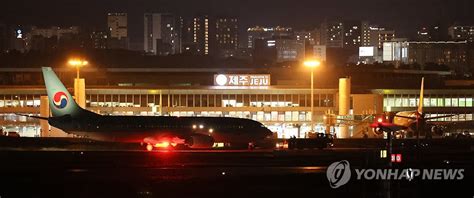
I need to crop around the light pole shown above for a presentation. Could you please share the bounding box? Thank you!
[68,58,88,108]
[68,58,88,79]
[304,60,321,134]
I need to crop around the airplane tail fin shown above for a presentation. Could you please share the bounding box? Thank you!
[42,67,87,117]
[417,77,424,114]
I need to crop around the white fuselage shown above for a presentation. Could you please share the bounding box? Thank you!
[393,111,417,128]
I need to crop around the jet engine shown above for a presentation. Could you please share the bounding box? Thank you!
[187,135,214,149]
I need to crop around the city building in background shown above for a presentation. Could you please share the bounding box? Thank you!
[323,20,369,49]
[373,29,396,49]
[343,21,362,49]
[428,25,446,41]
[382,38,409,64]
[417,27,431,41]
[253,39,277,64]
[107,13,129,49]
[253,37,305,63]
[408,41,469,72]
[230,48,253,61]
[275,38,305,62]
[29,26,80,39]
[8,25,30,52]
[215,17,239,58]
[89,31,109,49]
[295,29,320,46]
[313,45,327,62]
[361,22,396,49]
[180,17,197,54]
[381,39,469,71]
[144,13,180,55]
[295,29,321,57]
[1,11,472,71]
[416,25,447,42]
[192,14,211,55]
[448,25,474,42]
[320,20,344,48]
[247,26,293,49]
[361,21,371,47]
[107,13,127,39]
[27,26,83,51]
[143,13,159,54]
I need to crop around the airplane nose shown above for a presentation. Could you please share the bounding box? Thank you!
[265,129,274,137]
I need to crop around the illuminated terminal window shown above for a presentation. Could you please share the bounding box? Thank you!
[383,94,473,108]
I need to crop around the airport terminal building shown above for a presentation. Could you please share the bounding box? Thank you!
[0,68,473,138]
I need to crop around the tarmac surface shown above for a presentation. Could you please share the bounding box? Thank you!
[0,137,472,198]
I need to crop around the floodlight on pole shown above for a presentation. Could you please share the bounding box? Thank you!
[68,58,88,79]
[304,59,321,135]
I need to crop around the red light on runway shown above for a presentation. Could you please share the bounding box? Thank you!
[391,154,402,163]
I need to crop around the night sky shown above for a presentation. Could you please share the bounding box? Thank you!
[1,0,473,42]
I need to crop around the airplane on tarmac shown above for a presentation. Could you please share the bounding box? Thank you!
[342,78,468,138]
[388,77,460,138]
[22,67,273,150]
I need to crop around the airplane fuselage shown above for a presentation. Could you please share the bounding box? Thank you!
[48,115,273,146]
[393,111,417,127]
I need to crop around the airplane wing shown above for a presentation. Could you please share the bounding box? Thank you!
[337,115,374,124]
[336,118,363,124]
[425,114,456,120]
[394,115,417,120]
[15,113,49,120]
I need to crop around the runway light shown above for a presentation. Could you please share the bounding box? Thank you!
[380,150,387,158]
[396,154,402,163]
[391,153,402,163]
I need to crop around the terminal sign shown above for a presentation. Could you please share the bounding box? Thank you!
[214,74,271,86]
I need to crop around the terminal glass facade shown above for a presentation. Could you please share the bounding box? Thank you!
[1,87,473,138]
[382,91,474,122]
